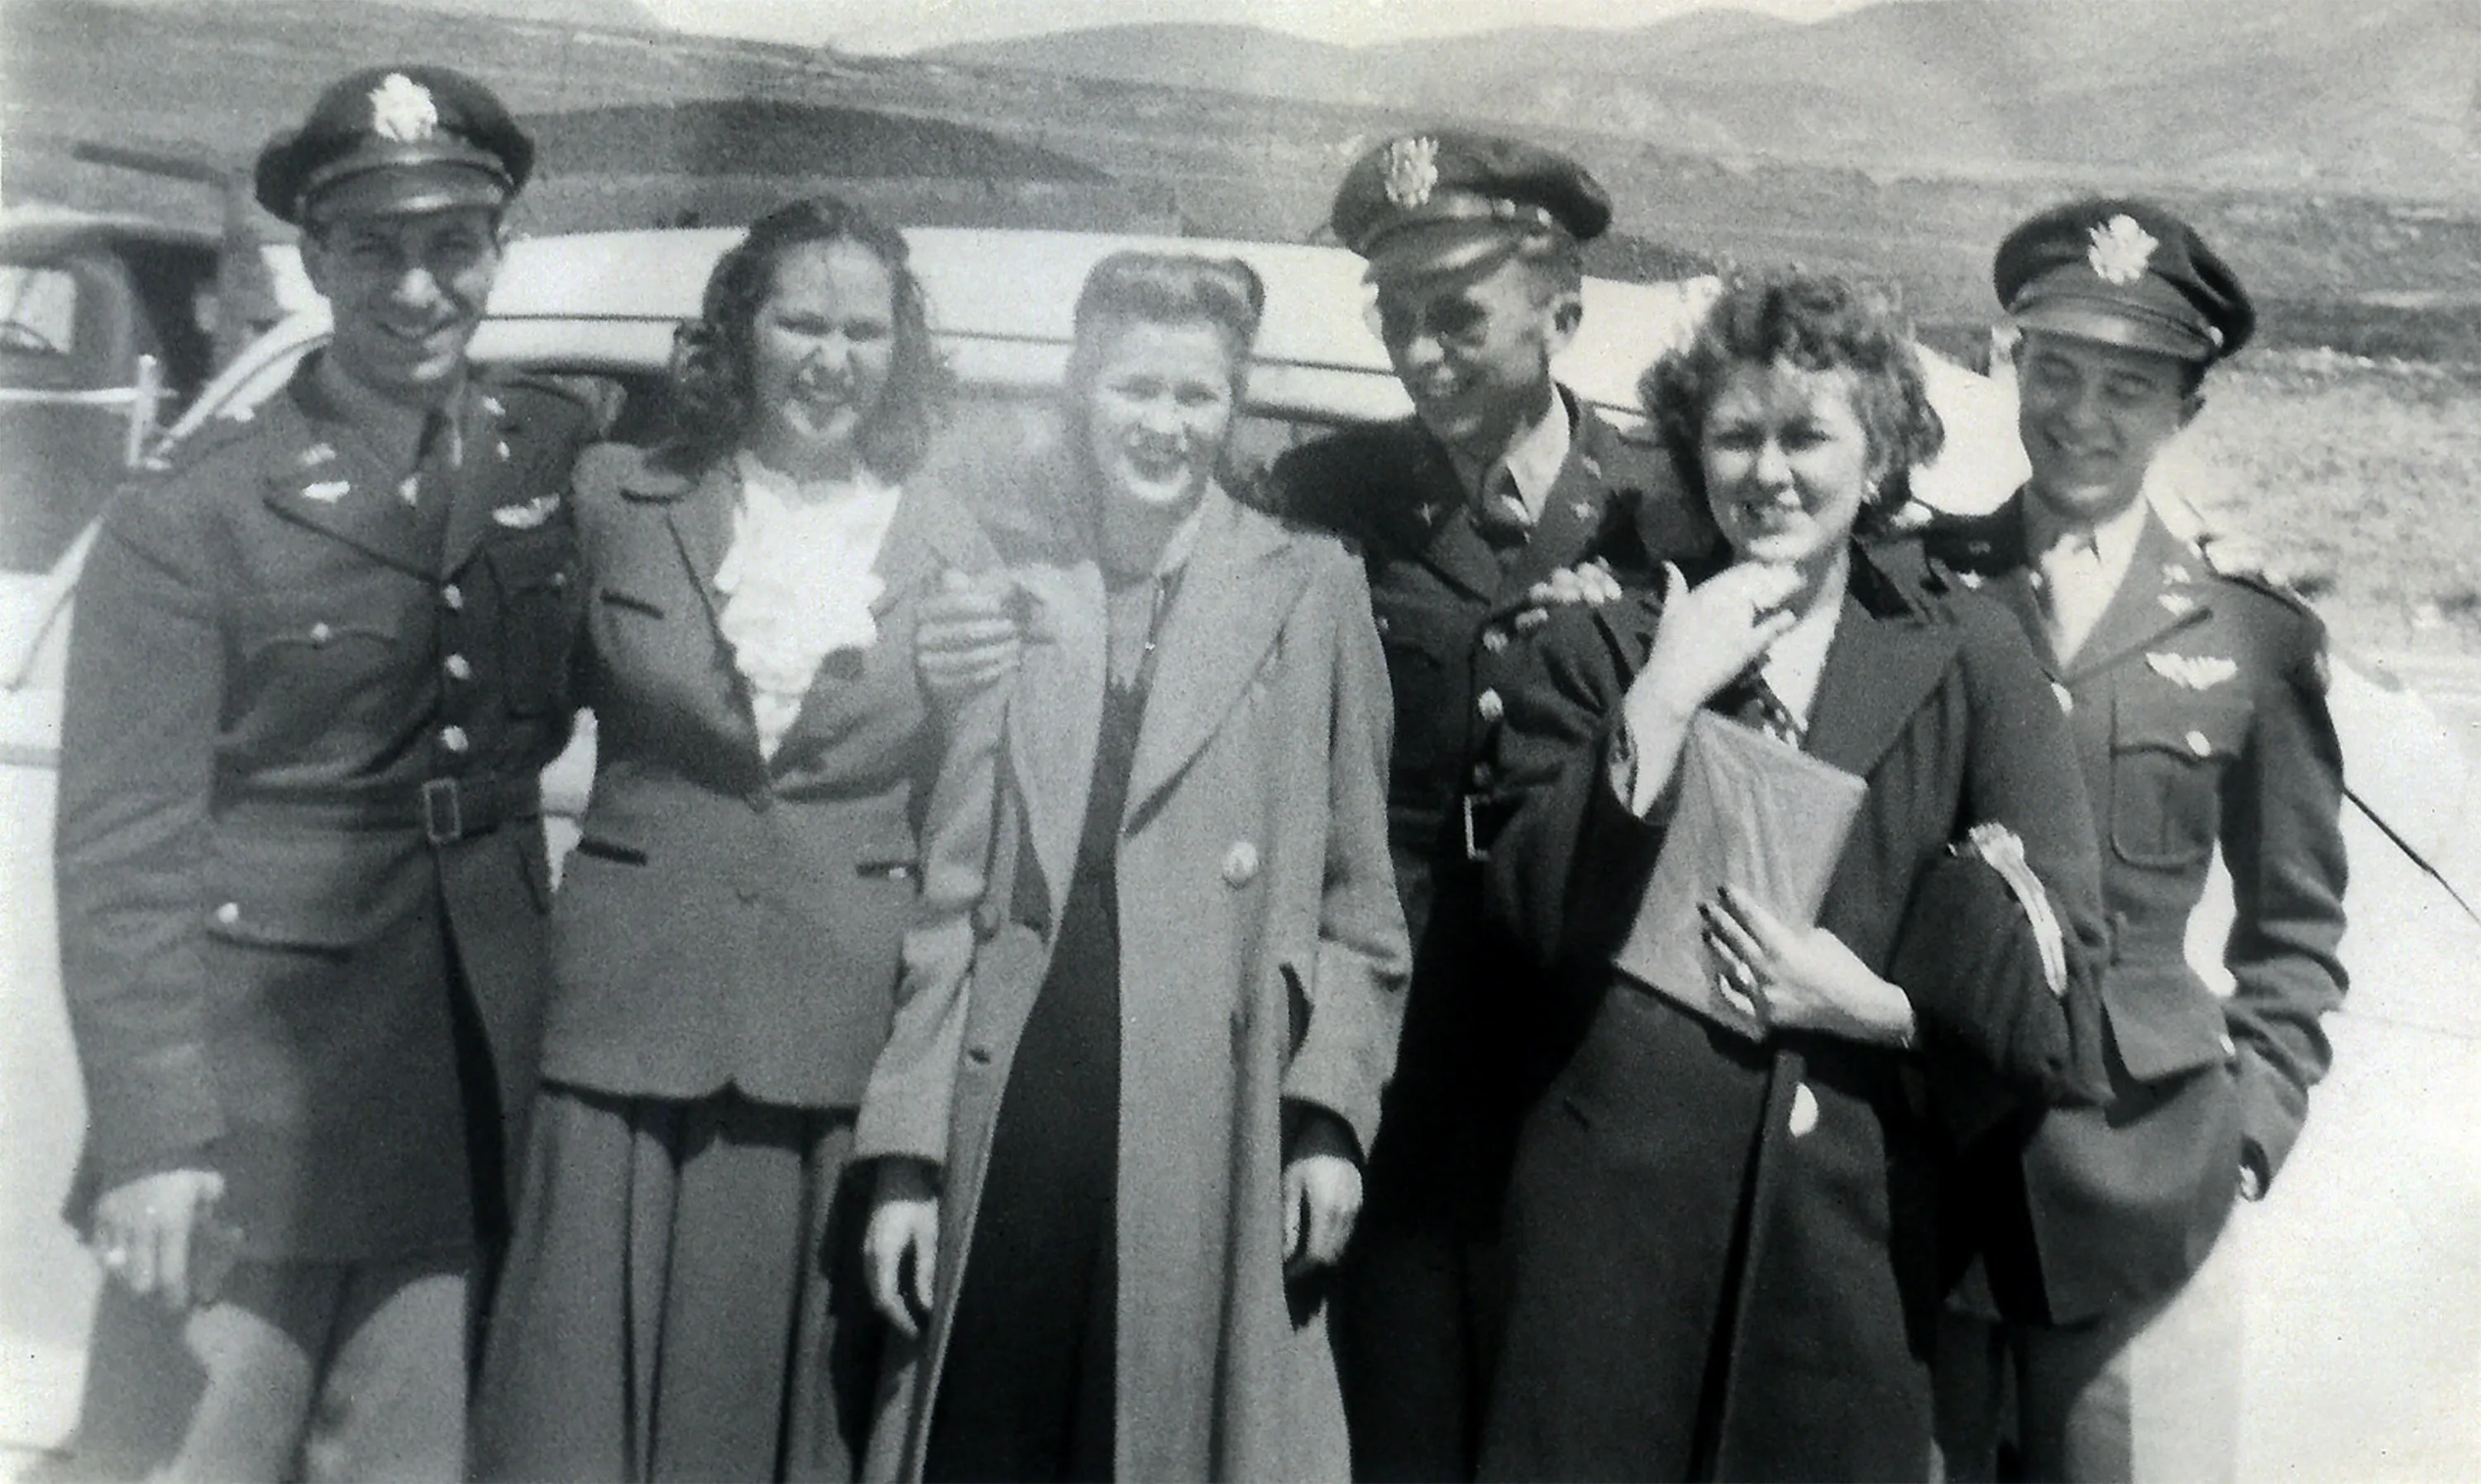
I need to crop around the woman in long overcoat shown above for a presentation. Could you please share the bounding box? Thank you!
[858,251,1410,1483]
[1477,271,2112,1482]
[471,198,1003,1482]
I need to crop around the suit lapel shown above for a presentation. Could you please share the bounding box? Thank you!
[1495,414,1614,609]
[661,461,738,630]
[436,384,557,577]
[256,394,439,576]
[2062,513,2210,681]
[1803,561,1960,782]
[1124,491,1311,817]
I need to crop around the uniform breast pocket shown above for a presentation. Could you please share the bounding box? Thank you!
[232,585,408,704]
[2110,689,2249,871]
[1370,589,1469,776]
[485,528,581,716]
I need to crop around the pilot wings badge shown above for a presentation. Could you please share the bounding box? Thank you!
[1382,136,1440,208]
[2087,214,2159,286]
[369,74,441,143]
[2145,651,2238,690]
[491,494,562,530]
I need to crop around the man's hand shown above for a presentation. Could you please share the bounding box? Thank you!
[915,569,1027,705]
[863,1157,941,1339]
[91,1167,226,1310]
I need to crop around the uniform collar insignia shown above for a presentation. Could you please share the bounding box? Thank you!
[492,493,561,528]
[301,479,351,503]
[2158,591,2198,616]
[2163,561,2194,583]
[1415,502,1438,527]
[1382,136,1440,208]
[2087,214,2159,286]
[1570,499,1594,519]
[369,74,441,143]
[1956,569,1986,589]
[2146,651,2237,690]
[297,441,337,468]
[480,394,506,419]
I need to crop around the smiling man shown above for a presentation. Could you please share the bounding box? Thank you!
[1261,131,1711,1482]
[1923,199,2349,1483]
[53,65,592,1479]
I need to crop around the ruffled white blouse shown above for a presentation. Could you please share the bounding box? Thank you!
[714,452,901,760]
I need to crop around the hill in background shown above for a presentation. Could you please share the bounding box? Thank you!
[927,0,2481,203]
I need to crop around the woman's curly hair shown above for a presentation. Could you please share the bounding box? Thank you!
[663,195,951,478]
[1642,270,1944,532]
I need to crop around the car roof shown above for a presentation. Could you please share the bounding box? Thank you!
[0,205,222,257]
[177,226,2030,512]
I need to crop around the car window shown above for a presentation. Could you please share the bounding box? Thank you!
[0,265,80,365]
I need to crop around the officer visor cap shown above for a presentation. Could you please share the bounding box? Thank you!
[256,65,533,227]
[1332,131,1611,284]
[1995,198,2253,364]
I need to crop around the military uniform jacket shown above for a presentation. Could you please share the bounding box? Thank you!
[1926,497,2348,1321]
[1264,393,1711,1207]
[55,358,591,1260]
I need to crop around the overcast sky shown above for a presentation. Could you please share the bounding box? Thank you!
[642,0,1897,55]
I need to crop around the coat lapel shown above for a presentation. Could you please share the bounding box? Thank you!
[1802,555,1961,782]
[1006,559,1109,930]
[2061,513,2210,682]
[436,384,553,577]
[1124,491,1313,818]
[256,394,439,576]
[659,461,738,629]
[1494,396,1618,608]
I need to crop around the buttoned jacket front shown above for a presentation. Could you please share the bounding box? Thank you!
[538,444,1001,1112]
[55,359,591,1257]
[862,486,1410,1483]
[1927,497,2348,1321]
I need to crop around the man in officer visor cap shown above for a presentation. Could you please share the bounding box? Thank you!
[54,65,590,1479]
[1266,131,1709,1482]
[1924,198,2348,1483]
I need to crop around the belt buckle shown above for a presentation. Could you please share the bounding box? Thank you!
[1462,794,1487,863]
[419,777,463,846]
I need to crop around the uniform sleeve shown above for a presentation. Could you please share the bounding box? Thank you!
[1279,556,1413,1159]
[1483,596,1670,975]
[54,487,229,1195]
[1910,604,2114,1136]
[2220,607,2349,1186]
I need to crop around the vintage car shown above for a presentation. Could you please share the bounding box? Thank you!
[2,227,2474,1475]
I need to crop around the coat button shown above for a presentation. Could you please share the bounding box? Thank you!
[1477,688,1504,723]
[1788,1082,1820,1138]
[1481,627,1509,654]
[440,725,471,754]
[441,583,465,612]
[443,653,473,681]
[213,901,241,926]
[308,621,333,646]
[2186,729,2212,757]
[1221,840,1260,887]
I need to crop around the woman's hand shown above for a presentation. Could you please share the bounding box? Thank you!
[1282,1155,1363,1279]
[863,1157,942,1339]
[1702,883,1916,1048]
[915,570,1026,704]
[1626,561,1805,729]
[91,1167,226,1310]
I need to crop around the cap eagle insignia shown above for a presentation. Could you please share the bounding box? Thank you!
[2087,214,2159,286]
[368,74,441,143]
[1381,136,1440,208]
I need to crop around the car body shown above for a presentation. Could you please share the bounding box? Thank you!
[2,227,2473,1473]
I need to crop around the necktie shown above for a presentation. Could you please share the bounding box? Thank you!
[1473,465,1532,556]
[2037,533,2108,662]
[1717,670,1803,748]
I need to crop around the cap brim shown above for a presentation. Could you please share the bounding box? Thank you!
[304,158,509,223]
[2010,293,2218,364]
[1361,219,1523,285]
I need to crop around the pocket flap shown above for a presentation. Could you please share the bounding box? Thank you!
[203,830,404,950]
[2102,959,2235,1081]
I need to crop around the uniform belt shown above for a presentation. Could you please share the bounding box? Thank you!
[220,774,542,847]
[1460,793,1520,862]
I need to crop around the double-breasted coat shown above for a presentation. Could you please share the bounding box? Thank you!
[861,485,1412,1483]
[1924,499,2348,1322]
[536,444,1001,1112]
[1477,542,2110,1482]
[55,358,592,1258]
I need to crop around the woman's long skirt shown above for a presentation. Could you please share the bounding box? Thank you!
[471,1085,877,1482]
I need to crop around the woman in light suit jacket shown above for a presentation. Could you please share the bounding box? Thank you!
[473,198,1003,1482]
[858,252,1411,1483]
